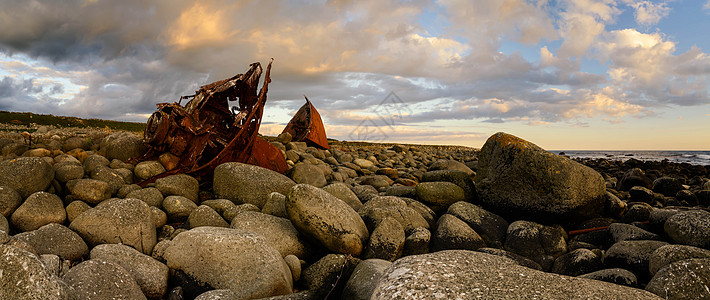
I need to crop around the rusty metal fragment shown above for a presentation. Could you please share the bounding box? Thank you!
[281,96,330,150]
[136,60,287,185]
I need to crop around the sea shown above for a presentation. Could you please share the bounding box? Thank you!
[549,150,710,166]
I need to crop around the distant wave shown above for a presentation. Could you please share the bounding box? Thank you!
[552,150,710,166]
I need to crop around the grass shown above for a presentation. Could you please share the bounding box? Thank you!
[0,111,145,132]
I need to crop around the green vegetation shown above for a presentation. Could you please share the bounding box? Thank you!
[0,111,146,132]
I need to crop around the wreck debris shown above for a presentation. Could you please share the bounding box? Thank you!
[281,96,330,150]
[136,60,288,185]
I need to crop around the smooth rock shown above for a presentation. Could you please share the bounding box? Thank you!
[0,214,7,233]
[13,223,88,261]
[100,131,146,161]
[604,240,668,279]
[371,250,659,299]
[164,227,293,299]
[62,259,146,300]
[415,181,466,213]
[0,244,75,299]
[431,214,486,252]
[504,220,567,271]
[11,191,66,232]
[342,259,392,300]
[578,268,638,287]
[284,254,301,282]
[475,132,606,222]
[428,159,474,175]
[135,160,167,180]
[402,227,431,256]
[300,254,360,298]
[69,178,112,205]
[421,170,478,202]
[69,198,156,255]
[126,187,164,208]
[65,200,91,223]
[664,210,710,249]
[230,210,312,258]
[213,162,296,209]
[446,201,508,248]
[551,248,602,276]
[188,205,229,228]
[0,157,54,198]
[156,174,199,203]
[322,183,363,211]
[0,185,21,217]
[287,163,327,188]
[364,217,405,261]
[83,154,110,174]
[648,244,710,276]
[262,192,289,218]
[476,248,543,270]
[53,163,84,183]
[286,184,369,256]
[608,223,661,243]
[90,243,169,300]
[163,195,198,222]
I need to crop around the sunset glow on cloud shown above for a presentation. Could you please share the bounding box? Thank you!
[0,0,708,150]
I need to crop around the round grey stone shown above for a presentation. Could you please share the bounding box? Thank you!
[163,195,198,222]
[0,244,74,299]
[11,191,66,232]
[0,157,54,198]
[155,174,198,203]
[63,259,146,300]
[0,185,21,217]
[13,223,88,261]
[90,243,169,299]
[213,162,296,209]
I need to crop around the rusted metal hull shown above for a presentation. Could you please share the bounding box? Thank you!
[281,97,330,150]
[135,60,288,185]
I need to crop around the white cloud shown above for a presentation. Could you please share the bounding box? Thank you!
[623,0,671,26]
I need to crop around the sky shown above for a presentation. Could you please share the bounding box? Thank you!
[0,0,709,150]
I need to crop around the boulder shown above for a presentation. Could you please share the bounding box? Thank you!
[62,136,89,152]
[69,178,112,205]
[322,183,363,211]
[664,210,710,249]
[134,160,166,180]
[100,131,146,161]
[155,174,199,203]
[53,162,84,183]
[286,184,369,256]
[83,154,110,174]
[126,187,164,208]
[504,220,567,271]
[475,132,606,222]
[229,210,312,258]
[415,181,466,213]
[188,205,229,228]
[608,223,661,243]
[69,198,156,255]
[646,258,710,299]
[431,214,486,252]
[0,185,22,217]
[578,268,638,287]
[11,192,66,232]
[13,223,88,261]
[604,240,668,280]
[163,195,198,222]
[421,170,478,202]
[213,162,296,209]
[648,244,710,276]
[0,157,54,198]
[164,227,293,299]
[342,259,392,300]
[0,244,75,299]
[90,244,169,299]
[428,159,474,176]
[62,259,146,300]
[370,250,659,299]
[287,163,327,188]
[300,254,360,298]
[446,201,508,248]
[551,248,602,276]
[364,217,405,261]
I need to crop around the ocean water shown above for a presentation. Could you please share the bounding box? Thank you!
[550,150,710,166]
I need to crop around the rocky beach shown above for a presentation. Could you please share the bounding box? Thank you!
[1,126,709,300]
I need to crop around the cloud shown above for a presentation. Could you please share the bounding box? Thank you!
[704,0,710,12]
[623,0,671,26]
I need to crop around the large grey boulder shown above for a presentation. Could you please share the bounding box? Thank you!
[475,132,606,222]
[0,157,54,198]
[0,245,75,300]
[11,192,66,232]
[90,244,169,300]
[163,227,292,299]
[213,162,296,209]
[100,131,146,161]
[69,198,156,255]
[68,178,112,205]
[604,240,668,279]
[342,259,392,300]
[286,184,369,256]
[13,223,88,261]
[648,244,710,276]
[230,210,312,258]
[447,201,508,248]
[431,214,486,252]
[371,250,660,299]
[322,183,362,211]
[62,259,146,300]
[664,210,710,249]
[287,163,327,188]
[504,220,567,271]
[155,174,199,203]
[646,258,710,299]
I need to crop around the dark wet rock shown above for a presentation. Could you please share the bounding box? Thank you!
[578,268,638,288]
[402,227,431,256]
[300,254,360,298]
[371,250,658,299]
[342,259,392,300]
[430,214,486,252]
[364,217,405,261]
[69,198,156,255]
[646,258,710,299]
[664,210,710,248]
[605,191,627,219]
[628,186,654,203]
[383,185,417,198]
[164,227,293,299]
[286,184,368,256]
[63,259,146,300]
[446,201,508,248]
[0,244,75,299]
[475,132,606,222]
[621,202,654,223]
[504,220,567,271]
[617,168,652,191]
[652,176,683,197]
[604,240,668,280]
[0,157,54,198]
[90,243,169,300]
[230,210,312,259]
[674,189,698,206]
[13,223,88,261]
[213,162,296,209]
[11,191,66,232]
[648,244,710,276]
[608,223,661,243]
[551,248,602,276]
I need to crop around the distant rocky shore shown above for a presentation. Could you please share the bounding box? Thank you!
[1,126,709,299]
